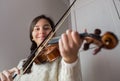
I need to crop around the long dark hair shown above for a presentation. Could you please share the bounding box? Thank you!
[23,15,55,74]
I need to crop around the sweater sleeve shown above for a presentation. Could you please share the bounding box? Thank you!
[58,57,82,81]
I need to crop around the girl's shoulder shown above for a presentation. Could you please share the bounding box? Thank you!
[17,58,27,69]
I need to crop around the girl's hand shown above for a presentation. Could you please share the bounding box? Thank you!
[0,67,20,81]
[59,29,83,63]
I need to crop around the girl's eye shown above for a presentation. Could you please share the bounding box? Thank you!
[34,27,40,31]
[33,24,52,31]
[36,28,40,30]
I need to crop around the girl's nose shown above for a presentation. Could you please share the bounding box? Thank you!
[38,28,44,34]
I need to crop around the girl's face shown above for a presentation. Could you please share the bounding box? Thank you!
[32,18,52,46]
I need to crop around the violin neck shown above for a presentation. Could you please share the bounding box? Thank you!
[48,33,87,44]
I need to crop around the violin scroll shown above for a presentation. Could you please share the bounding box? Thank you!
[101,32,118,49]
[82,29,119,54]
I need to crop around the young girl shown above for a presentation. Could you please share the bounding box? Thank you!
[0,15,83,81]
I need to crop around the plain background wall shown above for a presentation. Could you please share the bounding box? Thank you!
[0,0,70,71]
[1,0,120,81]
[70,0,120,81]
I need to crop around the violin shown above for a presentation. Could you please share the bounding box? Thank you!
[34,29,119,64]
[12,0,119,79]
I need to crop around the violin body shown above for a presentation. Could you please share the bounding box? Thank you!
[34,44,60,64]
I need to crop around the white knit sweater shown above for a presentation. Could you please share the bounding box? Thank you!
[14,58,82,81]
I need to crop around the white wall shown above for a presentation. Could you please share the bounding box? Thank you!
[0,0,70,71]
[70,0,120,81]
